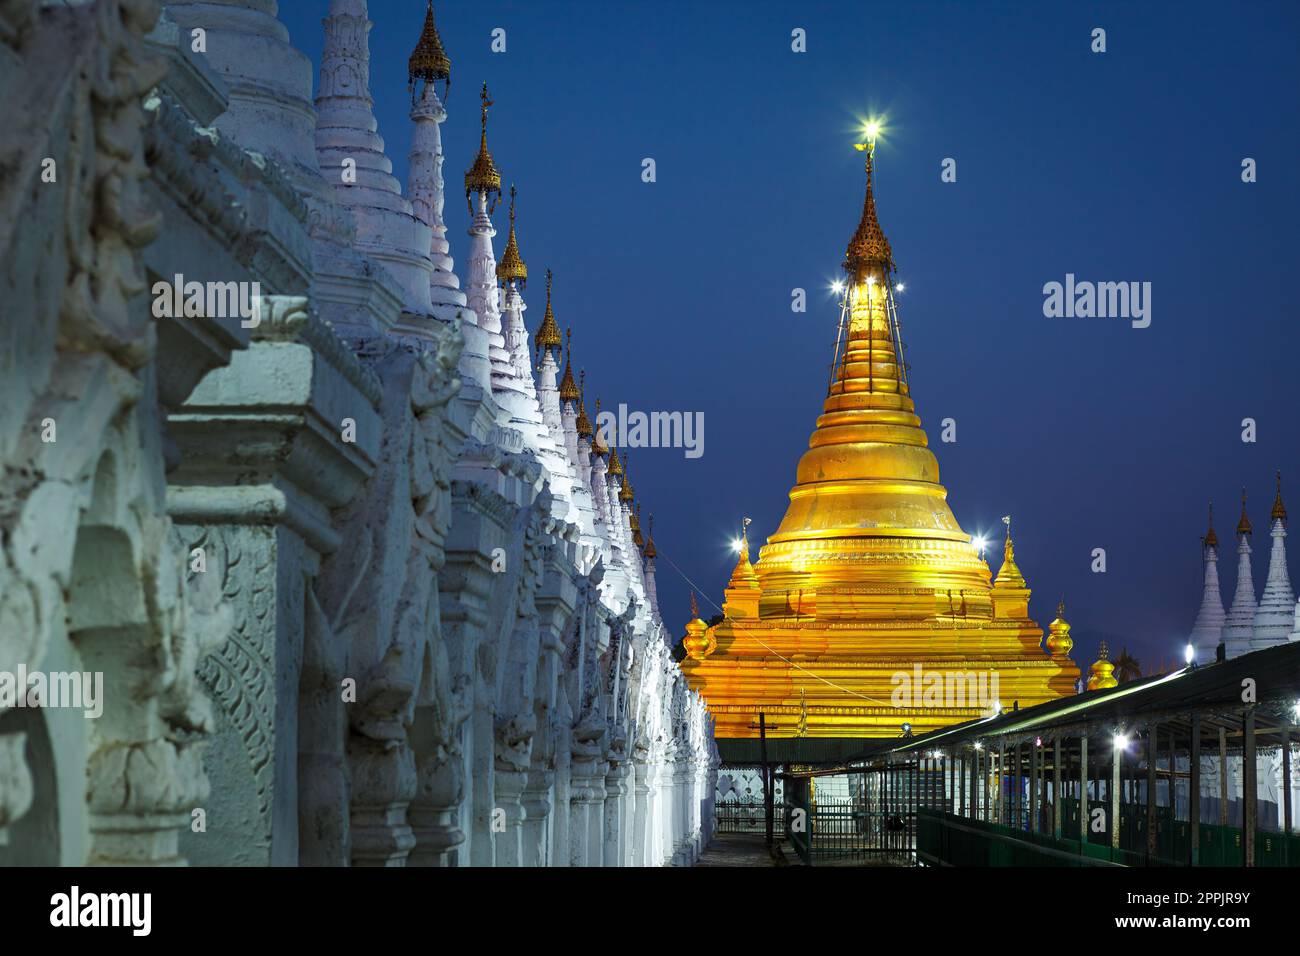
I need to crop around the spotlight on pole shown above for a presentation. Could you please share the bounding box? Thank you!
[1184,643,1196,667]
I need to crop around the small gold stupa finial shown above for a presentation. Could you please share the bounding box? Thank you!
[631,503,644,549]
[1237,487,1252,536]
[1087,640,1117,690]
[576,370,594,439]
[534,268,562,363]
[592,397,609,457]
[407,1,451,103]
[619,452,635,503]
[559,328,581,403]
[607,444,623,477]
[1204,501,1219,549]
[1272,470,1287,524]
[464,81,502,214]
[496,184,527,287]
[644,514,656,559]
[683,591,714,661]
[1046,598,1073,659]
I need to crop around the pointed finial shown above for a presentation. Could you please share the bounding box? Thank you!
[592,397,609,456]
[496,184,527,287]
[533,268,561,362]
[1237,488,1252,536]
[576,370,594,438]
[559,328,580,402]
[844,133,894,279]
[644,514,656,558]
[1098,640,1109,661]
[690,591,700,619]
[619,451,635,502]
[1273,470,1287,524]
[408,0,451,103]
[464,81,502,213]
[1057,597,1065,619]
[1204,501,1218,549]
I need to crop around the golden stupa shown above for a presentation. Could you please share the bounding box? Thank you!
[680,135,1079,741]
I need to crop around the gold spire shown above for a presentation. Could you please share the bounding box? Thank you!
[1204,501,1219,549]
[1087,641,1117,691]
[592,398,609,457]
[534,269,562,362]
[496,185,527,286]
[464,82,502,213]
[1045,599,1073,659]
[575,371,594,438]
[607,445,623,477]
[1237,488,1252,536]
[1272,470,1287,524]
[644,514,657,559]
[844,143,894,279]
[993,528,1027,589]
[619,452,634,503]
[631,503,644,549]
[407,1,451,101]
[559,329,581,403]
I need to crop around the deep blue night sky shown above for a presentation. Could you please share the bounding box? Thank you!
[280,0,1300,670]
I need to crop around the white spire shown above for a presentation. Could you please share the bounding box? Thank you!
[407,83,470,326]
[315,0,436,325]
[1190,505,1226,662]
[1253,476,1294,648]
[1222,492,1257,659]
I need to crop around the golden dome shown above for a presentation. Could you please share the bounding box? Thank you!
[534,269,562,361]
[464,82,502,212]
[1087,641,1117,691]
[644,515,657,558]
[1272,471,1287,524]
[843,145,894,280]
[407,1,451,97]
[1237,489,1252,536]
[1204,501,1219,549]
[607,445,623,477]
[496,185,527,286]
[559,329,581,403]
[592,398,609,457]
[1045,599,1073,658]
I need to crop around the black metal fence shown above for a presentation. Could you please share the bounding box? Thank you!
[715,797,777,833]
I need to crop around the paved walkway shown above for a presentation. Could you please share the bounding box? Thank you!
[694,832,780,867]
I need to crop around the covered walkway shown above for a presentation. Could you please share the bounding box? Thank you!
[780,641,1300,866]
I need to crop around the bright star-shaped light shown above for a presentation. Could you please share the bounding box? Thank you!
[830,279,844,294]
[731,538,744,554]
[864,120,881,141]
[895,282,906,293]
